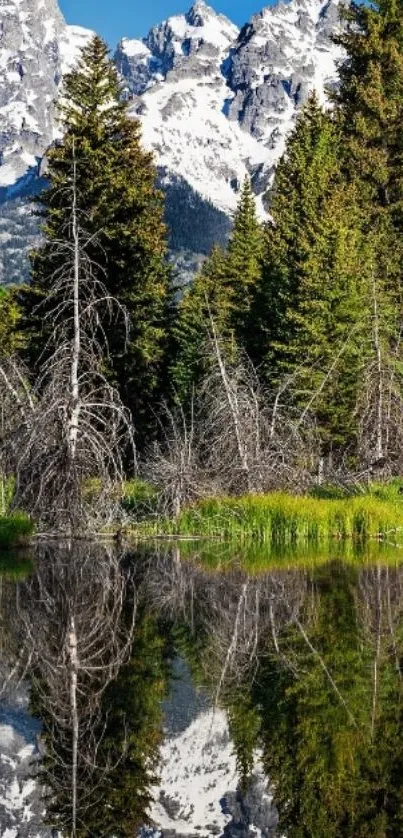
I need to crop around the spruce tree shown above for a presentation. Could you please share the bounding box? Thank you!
[333,0,403,462]
[170,180,263,402]
[334,0,403,230]
[225,178,264,340]
[279,182,375,453]
[247,95,341,375]
[19,36,169,447]
[170,244,229,402]
[0,287,23,355]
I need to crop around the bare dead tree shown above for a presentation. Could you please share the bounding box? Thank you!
[2,148,135,532]
[143,398,209,518]
[144,328,320,515]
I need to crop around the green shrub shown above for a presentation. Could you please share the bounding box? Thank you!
[0,513,34,549]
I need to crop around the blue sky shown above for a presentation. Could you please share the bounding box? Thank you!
[59,0,264,46]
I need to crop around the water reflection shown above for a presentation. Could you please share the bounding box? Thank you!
[1,543,403,836]
[0,543,170,837]
[136,548,403,837]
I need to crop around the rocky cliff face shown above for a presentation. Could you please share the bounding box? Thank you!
[0,0,92,282]
[117,0,344,218]
[0,0,92,193]
[0,0,344,283]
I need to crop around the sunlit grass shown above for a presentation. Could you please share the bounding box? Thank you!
[135,492,403,546]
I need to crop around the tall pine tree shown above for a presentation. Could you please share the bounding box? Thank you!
[247,95,341,376]
[19,36,170,447]
[334,0,403,230]
[170,179,263,402]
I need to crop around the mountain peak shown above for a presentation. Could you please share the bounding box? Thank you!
[186,0,221,26]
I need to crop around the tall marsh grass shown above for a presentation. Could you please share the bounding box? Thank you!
[154,492,403,545]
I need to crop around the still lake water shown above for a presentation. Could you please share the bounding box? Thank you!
[1,540,403,837]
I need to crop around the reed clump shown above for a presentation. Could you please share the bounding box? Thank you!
[158,492,403,544]
[0,513,34,549]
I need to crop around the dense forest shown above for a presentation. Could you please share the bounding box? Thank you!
[1,0,403,530]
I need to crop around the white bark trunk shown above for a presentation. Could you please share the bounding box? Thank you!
[69,149,81,461]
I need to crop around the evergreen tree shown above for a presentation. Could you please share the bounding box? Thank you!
[171,180,263,402]
[19,36,170,447]
[170,244,230,402]
[225,178,264,341]
[0,286,23,356]
[331,0,403,461]
[247,95,341,375]
[334,0,403,232]
[276,182,376,454]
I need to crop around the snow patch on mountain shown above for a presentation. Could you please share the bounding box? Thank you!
[0,0,92,191]
[118,0,345,215]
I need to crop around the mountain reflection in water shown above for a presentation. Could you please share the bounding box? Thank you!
[1,541,403,836]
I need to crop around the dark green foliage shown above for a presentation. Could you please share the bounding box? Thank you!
[334,0,403,231]
[170,243,229,401]
[162,172,231,254]
[0,285,24,354]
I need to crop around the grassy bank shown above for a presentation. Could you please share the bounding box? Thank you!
[0,513,34,549]
[139,492,403,545]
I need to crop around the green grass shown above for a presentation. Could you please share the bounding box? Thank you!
[137,491,403,545]
[121,479,159,518]
[0,513,34,549]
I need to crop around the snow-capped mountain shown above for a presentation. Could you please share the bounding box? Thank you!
[0,0,344,283]
[0,0,92,192]
[0,0,92,282]
[117,0,344,218]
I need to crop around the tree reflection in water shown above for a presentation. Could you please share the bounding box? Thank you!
[0,543,170,837]
[137,547,403,838]
[2,543,403,836]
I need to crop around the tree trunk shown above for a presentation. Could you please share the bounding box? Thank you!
[69,149,81,462]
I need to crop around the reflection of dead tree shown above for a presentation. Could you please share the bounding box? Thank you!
[11,543,136,837]
[1,151,134,531]
[137,550,361,724]
[137,549,307,691]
